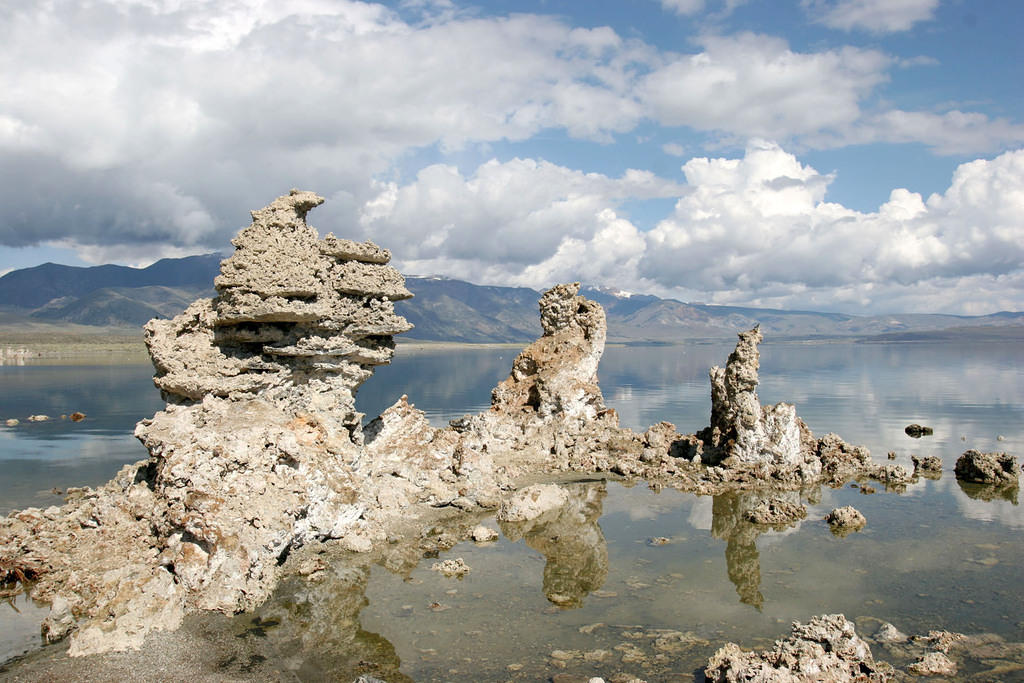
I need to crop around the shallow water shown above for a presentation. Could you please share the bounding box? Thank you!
[1,340,1023,679]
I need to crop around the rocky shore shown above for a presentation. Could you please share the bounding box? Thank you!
[2,191,1020,679]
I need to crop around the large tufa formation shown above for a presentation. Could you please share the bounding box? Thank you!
[0,191,885,660]
[145,189,411,443]
[0,191,419,656]
[700,325,818,474]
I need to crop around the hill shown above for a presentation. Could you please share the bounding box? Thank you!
[1,256,1022,343]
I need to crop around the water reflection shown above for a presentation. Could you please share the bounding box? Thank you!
[499,481,609,608]
[710,489,814,610]
[956,479,1019,504]
[163,562,415,682]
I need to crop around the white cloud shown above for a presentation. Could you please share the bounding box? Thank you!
[0,1,648,253]
[661,0,706,15]
[358,158,680,286]
[359,143,1024,315]
[0,0,1021,309]
[806,0,939,33]
[857,110,1024,156]
[662,142,687,157]
[640,141,1024,313]
[640,33,891,142]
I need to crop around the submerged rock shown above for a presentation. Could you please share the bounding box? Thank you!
[744,497,808,525]
[907,651,957,676]
[431,557,471,577]
[874,621,909,644]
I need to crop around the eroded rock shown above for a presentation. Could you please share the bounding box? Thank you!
[497,484,570,523]
[911,455,942,478]
[744,497,808,526]
[954,450,1019,486]
[705,614,888,682]
[905,424,933,438]
[700,327,818,477]
[826,506,866,535]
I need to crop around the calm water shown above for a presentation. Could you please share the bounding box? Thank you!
[2,341,1023,679]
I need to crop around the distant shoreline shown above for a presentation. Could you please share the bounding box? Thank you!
[3,324,1022,366]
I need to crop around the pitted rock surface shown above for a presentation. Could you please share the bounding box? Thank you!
[698,326,820,477]
[147,190,411,443]
[705,614,889,682]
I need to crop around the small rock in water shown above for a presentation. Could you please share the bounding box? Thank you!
[825,506,866,534]
[471,525,498,542]
[874,621,909,643]
[69,412,86,422]
[5,418,18,426]
[887,451,897,460]
[27,414,50,422]
[997,434,1005,441]
[907,652,957,676]
[905,423,933,438]
[912,455,943,476]
[431,557,471,577]
[646,536,671,546]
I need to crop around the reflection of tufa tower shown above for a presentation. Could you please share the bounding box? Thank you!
[499,481,609,608]
[711,493,764,610]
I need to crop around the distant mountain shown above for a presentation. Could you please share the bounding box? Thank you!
[1,255,1021,342]
[30,286,213,327]
[397,277,541,342]
[0,253,222,309]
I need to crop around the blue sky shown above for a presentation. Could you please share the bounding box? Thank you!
[0,0,1022,315]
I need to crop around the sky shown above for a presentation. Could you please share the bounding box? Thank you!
[0,0,1022,315]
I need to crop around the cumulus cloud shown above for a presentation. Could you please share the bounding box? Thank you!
[805,0,939,33]
[641,141,1024,312]
[0,0,648,258]
[640,33,891,142]
[1,0,1022,316]
[358,158,680,286]
[361,142,1024,315]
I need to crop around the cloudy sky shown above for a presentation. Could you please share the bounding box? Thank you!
[1,0,1022,315]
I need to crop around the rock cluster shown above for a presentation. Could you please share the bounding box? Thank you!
[1,190,889,659]
[704,614,1021,681]
[705,614,890,682]
[1,191,419,655]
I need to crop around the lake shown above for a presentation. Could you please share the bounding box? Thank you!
[1,340,1022,680]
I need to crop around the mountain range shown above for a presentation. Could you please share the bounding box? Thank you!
[1,255,1022,342]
